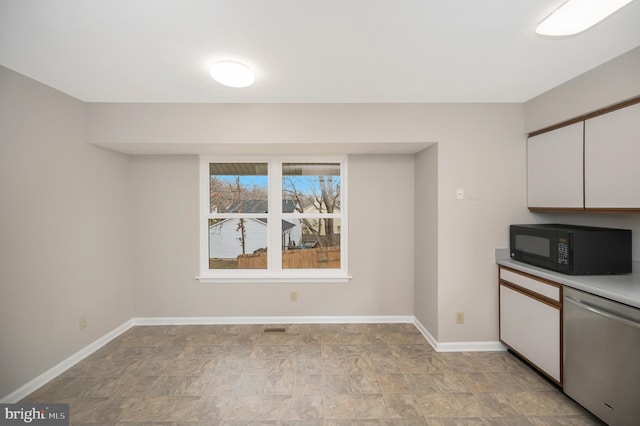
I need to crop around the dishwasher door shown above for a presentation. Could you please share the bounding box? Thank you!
[564,287,640,425]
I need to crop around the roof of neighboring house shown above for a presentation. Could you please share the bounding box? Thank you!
[257,218,297,232]
[227,199,296,213]
[209,217,297,232]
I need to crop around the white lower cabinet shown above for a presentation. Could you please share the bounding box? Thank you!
[499,267,562,385]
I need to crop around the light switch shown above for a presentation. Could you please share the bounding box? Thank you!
[456,187,464,200]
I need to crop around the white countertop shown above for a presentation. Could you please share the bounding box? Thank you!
[496,249,640,310]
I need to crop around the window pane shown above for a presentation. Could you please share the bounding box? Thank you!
[282,218,341,269]
[208,218,268,269]
[210,163,268,214]
[282,163,340,214]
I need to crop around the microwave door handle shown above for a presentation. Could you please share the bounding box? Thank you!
[565,296,640,329]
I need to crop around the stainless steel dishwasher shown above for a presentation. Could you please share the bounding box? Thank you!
[564,287,640,425]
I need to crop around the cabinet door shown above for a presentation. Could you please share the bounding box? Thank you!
[585,102,640,208]
[500,284,561,382]
[527,122,584,209]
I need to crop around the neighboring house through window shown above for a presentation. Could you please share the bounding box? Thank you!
[198,157,349,282]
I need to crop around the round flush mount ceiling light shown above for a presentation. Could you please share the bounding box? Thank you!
[209,61,255,88]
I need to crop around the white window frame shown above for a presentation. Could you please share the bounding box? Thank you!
[197,156,350,283]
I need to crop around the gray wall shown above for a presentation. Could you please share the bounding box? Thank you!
[0,66,134,398]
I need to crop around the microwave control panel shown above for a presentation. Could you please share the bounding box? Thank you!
[557,238,569,265]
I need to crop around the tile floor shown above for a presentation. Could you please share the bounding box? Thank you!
[22,323,604,425]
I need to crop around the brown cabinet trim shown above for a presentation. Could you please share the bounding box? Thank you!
[499,266,562,308]
[527,95,640,138]
[529,207,640,213]
[527,96,640,213]
[498,266,563,386]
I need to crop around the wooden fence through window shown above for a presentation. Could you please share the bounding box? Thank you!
[238,246,340,269]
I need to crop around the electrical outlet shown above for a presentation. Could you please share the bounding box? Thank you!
[79,315,88,330]
[290,291,298,302]
[455,312,464,324]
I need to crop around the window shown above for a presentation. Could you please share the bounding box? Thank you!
[199,157,348,282]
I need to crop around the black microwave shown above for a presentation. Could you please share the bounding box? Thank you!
[510,224,632,275]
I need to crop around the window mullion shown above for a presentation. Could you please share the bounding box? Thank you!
[269,160,283,273]
[200,157,210,277]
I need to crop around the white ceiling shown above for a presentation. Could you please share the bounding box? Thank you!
[1,0,640,104]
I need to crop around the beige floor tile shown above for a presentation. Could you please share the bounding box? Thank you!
[460,372,525,394]
[191,396,230,422]
[68,396,137,423]
[430,373,470,393]
[298,343,322,358]
[350,374,381,394]
[415,393,485,418]
[203,374,241,396]
[297,358,324,375]
[384,394,422,418]
[263,374,295,395]
[473,392,524,417]
[254,395,292,420]
[234,374,269,396]
[377,373,412,394]
[18,324,602,425]
[290,394,323,419]
[324,394,357,419]
[324,374,353,395]
[388,343,435,358]
[506,391,587,417]
[404,373,440,394]
[293,374,323,395]
[119,396,199,422]
[370,357,401,374]
[395,356,432,374]
[353,394,389,419]
[250,344,300,359]
[223,395,262,420]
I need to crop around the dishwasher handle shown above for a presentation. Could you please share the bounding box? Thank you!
[565,296,640,329]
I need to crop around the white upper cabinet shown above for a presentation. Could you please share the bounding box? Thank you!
[527,122,584,209]
[585,103,640,209]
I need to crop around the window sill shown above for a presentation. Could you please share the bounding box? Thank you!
[195,274,351,284]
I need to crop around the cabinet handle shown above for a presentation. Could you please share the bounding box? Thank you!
[565,296,640,329]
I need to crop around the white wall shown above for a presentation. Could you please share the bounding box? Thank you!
[524,46,640,264]
[131,154,416,317]
[0,66,134,399]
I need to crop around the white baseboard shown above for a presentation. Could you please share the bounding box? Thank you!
[413,318,507,352]
[2,315,505,403]
[1,319,134,404]
[412,317,439,349]
[435,340,507,352]
[134,315,415,326]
